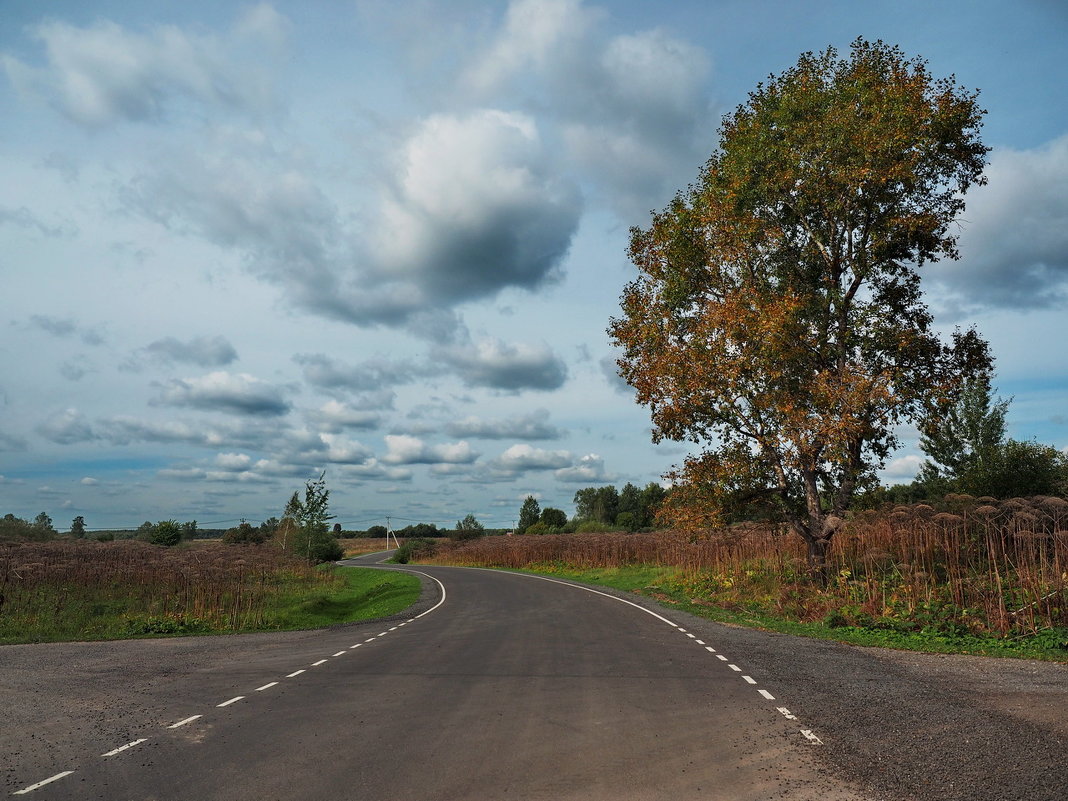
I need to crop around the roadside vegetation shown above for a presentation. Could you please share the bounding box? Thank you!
[423,494,1068,660]
[0,539,419,644]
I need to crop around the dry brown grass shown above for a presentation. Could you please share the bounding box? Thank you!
[429,496,1068,636]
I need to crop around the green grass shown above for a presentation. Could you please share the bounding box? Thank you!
[0,566,421,644]
[481,562,1068,661]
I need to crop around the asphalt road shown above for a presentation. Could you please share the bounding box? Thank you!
[3,554,865,800]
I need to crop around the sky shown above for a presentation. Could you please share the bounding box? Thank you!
[1,0,1066,531]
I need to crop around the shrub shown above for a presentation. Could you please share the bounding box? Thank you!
[394,538,437,564]
[150,520,182,547]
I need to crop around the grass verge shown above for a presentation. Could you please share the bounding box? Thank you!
[476,562,1068,662]
[0,565,421,644]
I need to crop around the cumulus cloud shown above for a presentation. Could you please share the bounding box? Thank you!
[80,476,99,486]
[374,108,582,308]
[2,7,287,127]
[37,408,94,444]
[151,371,291,416]
[97,415,280,449]
[143,335,239,367]
[446,408,564,440]
[554,452,615,483]
[306,400,382,433]
[381,434,479,465]
[433,337,568,391]
[882,454,924,480]
[930,134,1068,311]
[460,0,715,222]
[493,443,572,471]
[293,353,417,394]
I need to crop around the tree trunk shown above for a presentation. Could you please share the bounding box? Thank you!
[806,535,832,585]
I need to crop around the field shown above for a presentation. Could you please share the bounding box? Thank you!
[426,495,1068,659]
[0,539,420,644]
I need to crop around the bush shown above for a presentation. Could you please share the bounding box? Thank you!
[150,520,182,547]
[366,525,388,538]
[394,538,438,564]
[223,522,269,545]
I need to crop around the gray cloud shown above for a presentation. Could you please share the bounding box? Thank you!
[599,354,634,395]
[0,205,75,238]
[433,337,568,391]
[0,430,28,452]
[929,134,1068,311]
[27,315,105,345]
[37,408,95,444]
[554,452,616,483]
[381,434,479,465]
[305,400,383,433]
[492,443,573,472]
[293,353,418,394]
[144,335,239,367]
[2,8,287,128]
[151,371,291,416]
[446,408,564,440]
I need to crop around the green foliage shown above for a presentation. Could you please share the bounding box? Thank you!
[518,495,541,534]
[539,507,568,529]
[286,472,342,563]
[223,521,269,545]
[397,522,441,538]
[95,532,115,542]
[574,486,619,524]
[0,514,51,542]
[366,524,388,538]
[451,513,485,541]
[394,537,438,564]
[150,520,182,547]
[70,516,87,539]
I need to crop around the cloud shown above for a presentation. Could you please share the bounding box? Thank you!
[882,454,924,480]
[151,371,291,416]
[37,408,95,444]
[434,337,568,391]
[493,444,572,471]
[0,205,75,238]
[0,430,29,452]
[599,354,634,395]
[27,315,105,345]
[144,335,239,367]
[306,400,382,433]
[931,134,1068,311]
[381,434,479,465]
[2,8,287,127]
[293,353,418,394]
[554,452,615,483]
[97,415,280,449]
[80,477,99,486]
[446,408,564,440]
[460,0,715,222]
[373,108,582,311]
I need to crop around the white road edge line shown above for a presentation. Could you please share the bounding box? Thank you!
[101,738,148,757]
[217,696,244,708]
[167,715,202,729]
[13,771,75,795]
[255,682,278,691]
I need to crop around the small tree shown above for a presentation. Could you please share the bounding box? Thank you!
[70,515,87,538]
[366,524,388,538]
[539,508,568,529]
[288,472,342,563]
[151,520,182,547]
[452,513,485,541]
[223,521,268,545]
[517,496,541,533]
[33,512,55,536]
[181,520,198,540]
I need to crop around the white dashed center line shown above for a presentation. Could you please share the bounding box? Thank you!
[758,689,776,700]
[102,738,147,757]
[167,715,202,729]
[287,669,306,678]
[13,771,75,795]
[728,664,742,672]
[217,696,245,708]
[742,675,757,684]
[332,651,347,657]
[255,682,278,692]
[778,707,798,720]
[311,659,328,666]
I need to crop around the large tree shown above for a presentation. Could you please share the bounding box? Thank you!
[609,39,992,576]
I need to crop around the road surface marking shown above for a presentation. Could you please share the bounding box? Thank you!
[350,643,363,649]
[13,771,74,795]
[311,659,328,666]
[695,639,705,645]
[777,707,798,720]
[389,626,398,631]
[685,633,696,638]
[801,729,823,745]
[287,669,306,677]
[167,715,202,729]
[717,655,728,661]
[217,696,244,707]
[677,628,687,632]
[378,631,389,636]
[742,675,757,684]
[333,651,347,657]
[704,646,716,653]
[102,738,148,757]
[758,689,776,700]
[728,664,742,671]
[255,682,279,691]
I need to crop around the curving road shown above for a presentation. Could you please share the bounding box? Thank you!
[4,553,865,800]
